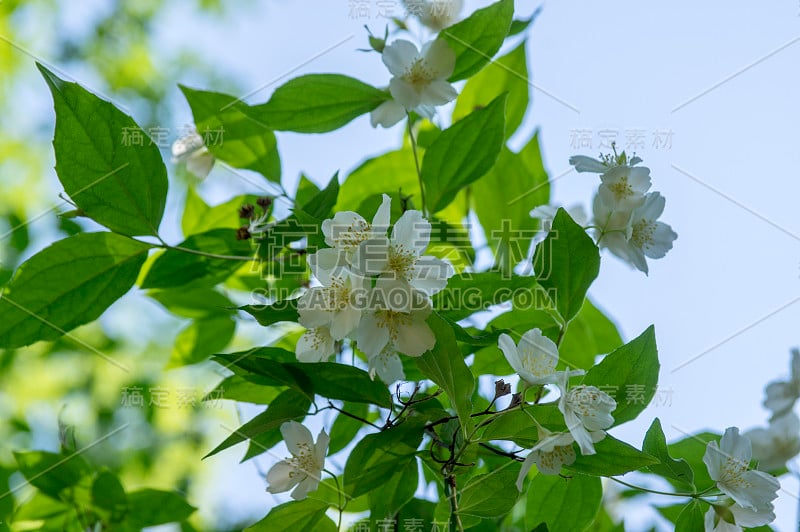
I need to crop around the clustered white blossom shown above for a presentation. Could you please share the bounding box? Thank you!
[500,329,617,487]
[552,150,678,275]
[297,194,454,383]
[370,36,458,128]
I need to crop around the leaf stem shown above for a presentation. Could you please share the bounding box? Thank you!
[162,244,256,262]
[608,476,717,499]
[324,468,344,530]
[445,473,465,532]
[407,115,428,217]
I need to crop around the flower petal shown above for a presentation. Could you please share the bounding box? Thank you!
[420,79,458,106]
[395,317,436,356]
[420,38,456,78]
[382,39,419,77]
[392,210,430,254]
[281,421,314,456]
[370,99,407,128]
[266,461,298,494]
[389,77,422,110]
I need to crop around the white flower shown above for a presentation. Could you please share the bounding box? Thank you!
[310,194,392,276]
[744,412,800,472]
[569,153,643,174]
[530,204,589,228]
[569,155,610,174]
[599,192,677,275]
[598,165,651,211]
[703,427,780,512]
[171,130,215,179]
[557,372,616,455]
[516,423,605,489]
[498,329,584,386]
[296,326,335,363]
[405,0,463,31]
[357,280,435,358]
[352,209,454,296]
[368,345,406,384]
[266,421,329,500]
[764,348,800,417]
[370,39,457,128]
[704,498,776,531]
[298,269,366,341]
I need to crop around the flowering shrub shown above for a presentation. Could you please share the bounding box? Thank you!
[0,0,795,530]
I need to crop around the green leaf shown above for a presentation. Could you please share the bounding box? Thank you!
[458,462,521,517]
[180,86,281,181]
[582,326,660,426]
[299,173,339,219]
[205,389,311,458]
[473,150,542,272]
[240,298,300,326]
[205,375,283,405]
[454,40,528,138]
[169,316,236,367]
[255,74,389,133]
[343,422,423,498]
[558,299,623,370]
[181,188,246,236]
[642,418,695,489]
[247,499,336,532]
[329,402,369,455]
[568,435,659,476]
[284,362,392,408]
[533,208,600,323]
[675,500,705,532]
[423,95,506,213]
[13,451,91,499]
[125,489,196,528]
[439,0,515,81]
[148,287,234,319]
[525,474,602,531]
[38,64,167,236]
[337,148,418,212]
[141,229,251,289]
[91,471,127,522]
[432,272,535,321]
[295,175,321,206]
[415,314,475,432]
[368,457,419,520]
[668,431,721,490]
[0,233,151,348]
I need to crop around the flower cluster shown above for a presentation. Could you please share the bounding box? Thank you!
[297,195,454,383]
[499,329,617,487]
[703,427,780,530]
[565,150,677,274]
[370,38,458,128]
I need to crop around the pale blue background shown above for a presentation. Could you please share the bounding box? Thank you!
[13,0,800,529]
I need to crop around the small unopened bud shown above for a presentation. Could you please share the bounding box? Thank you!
[238,204,255,219]
[236,226,251,240]
[365,25,388,53]
[494,379,511,399]
[257,197,272,210]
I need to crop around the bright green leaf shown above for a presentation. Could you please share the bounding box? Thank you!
[439,0,515,81]
[329,402,370,455]
[255,74,389,133]
[416,314,475,433]
[169,315,236,367]
[454,40,528,138]
[247,499,336,532]
[423,95,506,213]
[142,229,251,289]
[432,272,535,321]
[38,64,167,236]
[0,233,151,348]
[180,86,281,181]
[125,489,196,528]
[582,326,660,426]
[568,435,659,476]
[458,462,521,517]
[533,208,600,323]
[675,500,705,532]
[13,451,91,499]
[525,474,602,531]
[643,418,695,489]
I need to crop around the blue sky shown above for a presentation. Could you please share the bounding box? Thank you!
[13,0,800,529]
